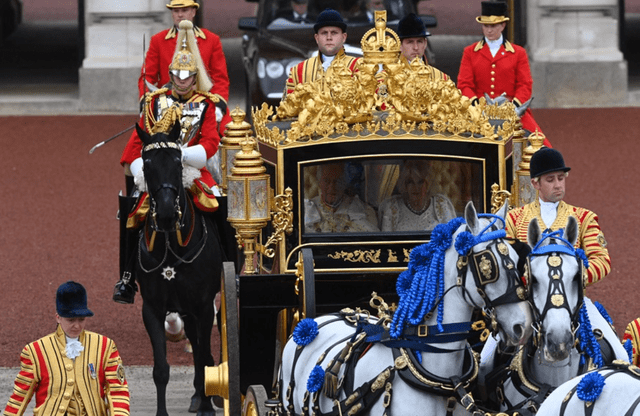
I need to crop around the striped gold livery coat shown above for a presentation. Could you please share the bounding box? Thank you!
[3,326,130,416]
[506,200,611,286]
[285,48,359,95]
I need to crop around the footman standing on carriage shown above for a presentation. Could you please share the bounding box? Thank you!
[396,13,448,80]
[457,1,552,147]
[3,281,130,416]
[113,20,223,304]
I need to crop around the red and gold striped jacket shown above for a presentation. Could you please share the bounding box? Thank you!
[506,200,611,286]
[3,326,130,416]
[623,318,640,366]
[285,48,359,95]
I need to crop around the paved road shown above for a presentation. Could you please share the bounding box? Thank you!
[0,366,223,415]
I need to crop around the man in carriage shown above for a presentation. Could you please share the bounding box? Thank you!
[284,8,360,96]
[113,21,224,304]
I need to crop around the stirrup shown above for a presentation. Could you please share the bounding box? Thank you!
[113,272,137,304]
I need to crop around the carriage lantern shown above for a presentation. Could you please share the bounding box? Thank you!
[219,107,254,195]
[513,130,546,207]
[226,137,270,274]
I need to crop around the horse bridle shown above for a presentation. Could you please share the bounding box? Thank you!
[456,215,527,338]
[525,230,585,347]
[142,141,185,233]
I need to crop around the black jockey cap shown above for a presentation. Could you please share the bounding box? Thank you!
[56,281,94,318]
[530,148,571,179]
[314,8,347,33]
[398,13,430,39]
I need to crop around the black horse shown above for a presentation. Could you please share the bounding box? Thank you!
[135,122,222,416]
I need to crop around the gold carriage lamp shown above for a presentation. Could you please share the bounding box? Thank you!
[219,107,254,195]
[512,130,546,207]
[227,137,270,274]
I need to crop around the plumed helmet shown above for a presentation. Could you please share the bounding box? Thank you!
[169,20,213,92]
[530,148,571,178]
[397,13,430,39]
[476,1,510,24]
[314,8,347,33]
[166,0,199,10]
[56,281,94,318]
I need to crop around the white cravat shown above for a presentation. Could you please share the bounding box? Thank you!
[539,198,559,230]
[486,35,503,57]
[321,54,335,71]
[65,336,84,360]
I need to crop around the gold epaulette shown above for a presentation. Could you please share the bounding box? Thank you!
[197,90,225,105]
[473,40,485,52]
[504,40,515,53]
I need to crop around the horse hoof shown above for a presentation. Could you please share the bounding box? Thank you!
[189,396,201,413]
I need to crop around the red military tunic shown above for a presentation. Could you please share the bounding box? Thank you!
[121,88,221,218]
[457,39,551,147]
[505,200,611,286]
[138,26,229,102]
[285,48,359,95]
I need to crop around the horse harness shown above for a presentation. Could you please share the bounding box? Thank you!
[137,140,210,273]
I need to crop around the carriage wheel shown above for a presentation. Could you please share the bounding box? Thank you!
[241,385,269,416]
[301,248,316,319]
[205,262,242,416]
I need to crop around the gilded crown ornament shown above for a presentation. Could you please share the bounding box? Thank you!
[253,11,522,145]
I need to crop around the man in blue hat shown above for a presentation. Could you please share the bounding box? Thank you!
[506,148,610,286]
[396,13,448,80]
[4,281,130,416]
[284,8,360,95]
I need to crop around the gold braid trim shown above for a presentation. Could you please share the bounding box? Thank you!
[197,90,224,105]
[151,103,183,134]
[144,88,170,132]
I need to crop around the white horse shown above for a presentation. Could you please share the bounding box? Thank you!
[536,362,640,416]
[275,202,533,416]
[480,217,629,415]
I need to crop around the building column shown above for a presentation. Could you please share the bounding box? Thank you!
[79,0,168,112]
[527,0,628,107]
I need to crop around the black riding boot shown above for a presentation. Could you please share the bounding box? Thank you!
[113,193,139,304]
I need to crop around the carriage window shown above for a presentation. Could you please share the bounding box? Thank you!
[302,158,483,234]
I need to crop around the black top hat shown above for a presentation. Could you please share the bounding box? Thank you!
[314,8,347,33]
[530,148,571,178]
[476,1,509,24]
[56,281,94,318]
[397,13,430,39]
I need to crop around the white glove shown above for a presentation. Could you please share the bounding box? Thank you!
[215,106,223,123]
[130,157,143,177]
[181,145,207,169]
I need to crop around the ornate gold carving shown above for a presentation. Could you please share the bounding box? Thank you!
[548,256,562,268]
[491,183,511,213]
[249,12,521,147]
[260,188,294,258]
[551,294,565,307]
[328,250,381,263]
[509,349,540,392]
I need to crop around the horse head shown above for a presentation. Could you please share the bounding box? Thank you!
[526,216,584,362]
[454,201,533,347]
[136,122,185,232]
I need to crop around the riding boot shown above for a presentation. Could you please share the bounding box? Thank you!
[113,193,139,304]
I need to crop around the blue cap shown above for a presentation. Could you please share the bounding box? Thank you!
[56,281,94,318]
[314,8,347,33]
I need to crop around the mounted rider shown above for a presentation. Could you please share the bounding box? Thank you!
[113,20,223,304]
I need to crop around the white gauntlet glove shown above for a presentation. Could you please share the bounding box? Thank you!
[215,106,223,123]
[181,145,207,169]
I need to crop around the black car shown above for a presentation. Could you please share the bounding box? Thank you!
[1,0,22,42]
[239,0,436,112]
